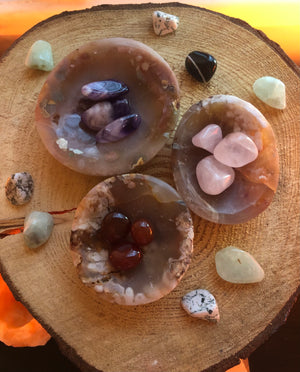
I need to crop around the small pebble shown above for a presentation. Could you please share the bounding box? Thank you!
[5,172,34,206]
[196,155,235,195]
[214,132,258,168]
[131,219,153,246]
[96,114,141,143]
[192,124,222,153]
[81,80,128,101]
[152,10,179,36]
[25,40,54,71]
[82,99,132,131]
[185,51,217,83]
[253,76,286,109]
[23,211,54,249]
[215,246,265,283]
[181,289,220,321]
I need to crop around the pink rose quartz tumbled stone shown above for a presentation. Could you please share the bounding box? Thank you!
[196,155,235,195]
[214,132,258,168]
[192,124,222,153]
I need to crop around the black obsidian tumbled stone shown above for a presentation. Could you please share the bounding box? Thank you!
[185,51,217,83]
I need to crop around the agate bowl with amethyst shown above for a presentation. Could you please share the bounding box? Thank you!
[172,95,279,224]
[35,38,180,176]
[70,174,194,305]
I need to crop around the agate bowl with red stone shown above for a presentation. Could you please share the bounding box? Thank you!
[35,38,180,176]
[172,95,279,224]
[70,174,194,305]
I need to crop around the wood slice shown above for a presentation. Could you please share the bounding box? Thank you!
[0,3,299,371]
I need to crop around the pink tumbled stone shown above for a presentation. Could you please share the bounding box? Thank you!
[196,155,235,195]
[214,132,258,168]
[192,124,222,153]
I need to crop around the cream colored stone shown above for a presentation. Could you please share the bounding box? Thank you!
[253,76,286,109]
[215,246,264,283]
[25,40,54,71]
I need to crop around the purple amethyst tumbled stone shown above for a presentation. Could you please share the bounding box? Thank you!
[81,98,132,131]
[96,114,141,143]
[81,80,128,101]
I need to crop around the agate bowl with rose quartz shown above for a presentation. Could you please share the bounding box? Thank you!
[35,38,180,176]
[172,95,279,224]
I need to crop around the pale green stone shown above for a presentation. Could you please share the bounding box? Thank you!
[215,246,264,283]
[23,211,54,249]
[253,76,286,109]
[25,40,54,71]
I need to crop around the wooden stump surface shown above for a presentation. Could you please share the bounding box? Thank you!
[0,3,299,372]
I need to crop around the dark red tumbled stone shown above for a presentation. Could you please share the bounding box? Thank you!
[100,211,131,243]
[131,219,153,246]
[109,242,142,270]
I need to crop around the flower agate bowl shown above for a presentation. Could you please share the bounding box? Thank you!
[35,38,180,176]
[70,174,194,305]
[172,95,279,224]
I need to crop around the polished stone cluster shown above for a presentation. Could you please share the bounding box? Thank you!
[172,95,279,224]
[193,124,258,195]
[36,38,180,176]
[70,174,194,305]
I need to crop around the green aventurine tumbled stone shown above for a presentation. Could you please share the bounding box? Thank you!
[215,246,265,284]
[25,40,54,71]
[23,211,54,249]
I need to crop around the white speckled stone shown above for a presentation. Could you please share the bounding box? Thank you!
[5,172,34,206]
[253,76,286,109]
[152,11,179,36]
[181,289,220,321]
[25,40,54,71]
[215,246,265,283]
[23,211,54,249]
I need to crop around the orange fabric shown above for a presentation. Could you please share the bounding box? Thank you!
[0,274,50,347]
[226,359,250,372]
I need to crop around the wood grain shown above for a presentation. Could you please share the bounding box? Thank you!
[0,3,299,372]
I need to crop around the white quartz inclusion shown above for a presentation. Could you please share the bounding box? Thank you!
[25,40,54,71]
[253,76,286,109]
[215,246,265,284]
[181,289,219,321]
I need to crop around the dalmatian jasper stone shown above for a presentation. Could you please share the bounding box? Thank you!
[5,172,34,206]
[181,289,220,321]
[152,11,179,36]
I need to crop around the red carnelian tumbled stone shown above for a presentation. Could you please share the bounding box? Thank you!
[100,212,131,243]
[131,219,153,246]
[109,242,142,271]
